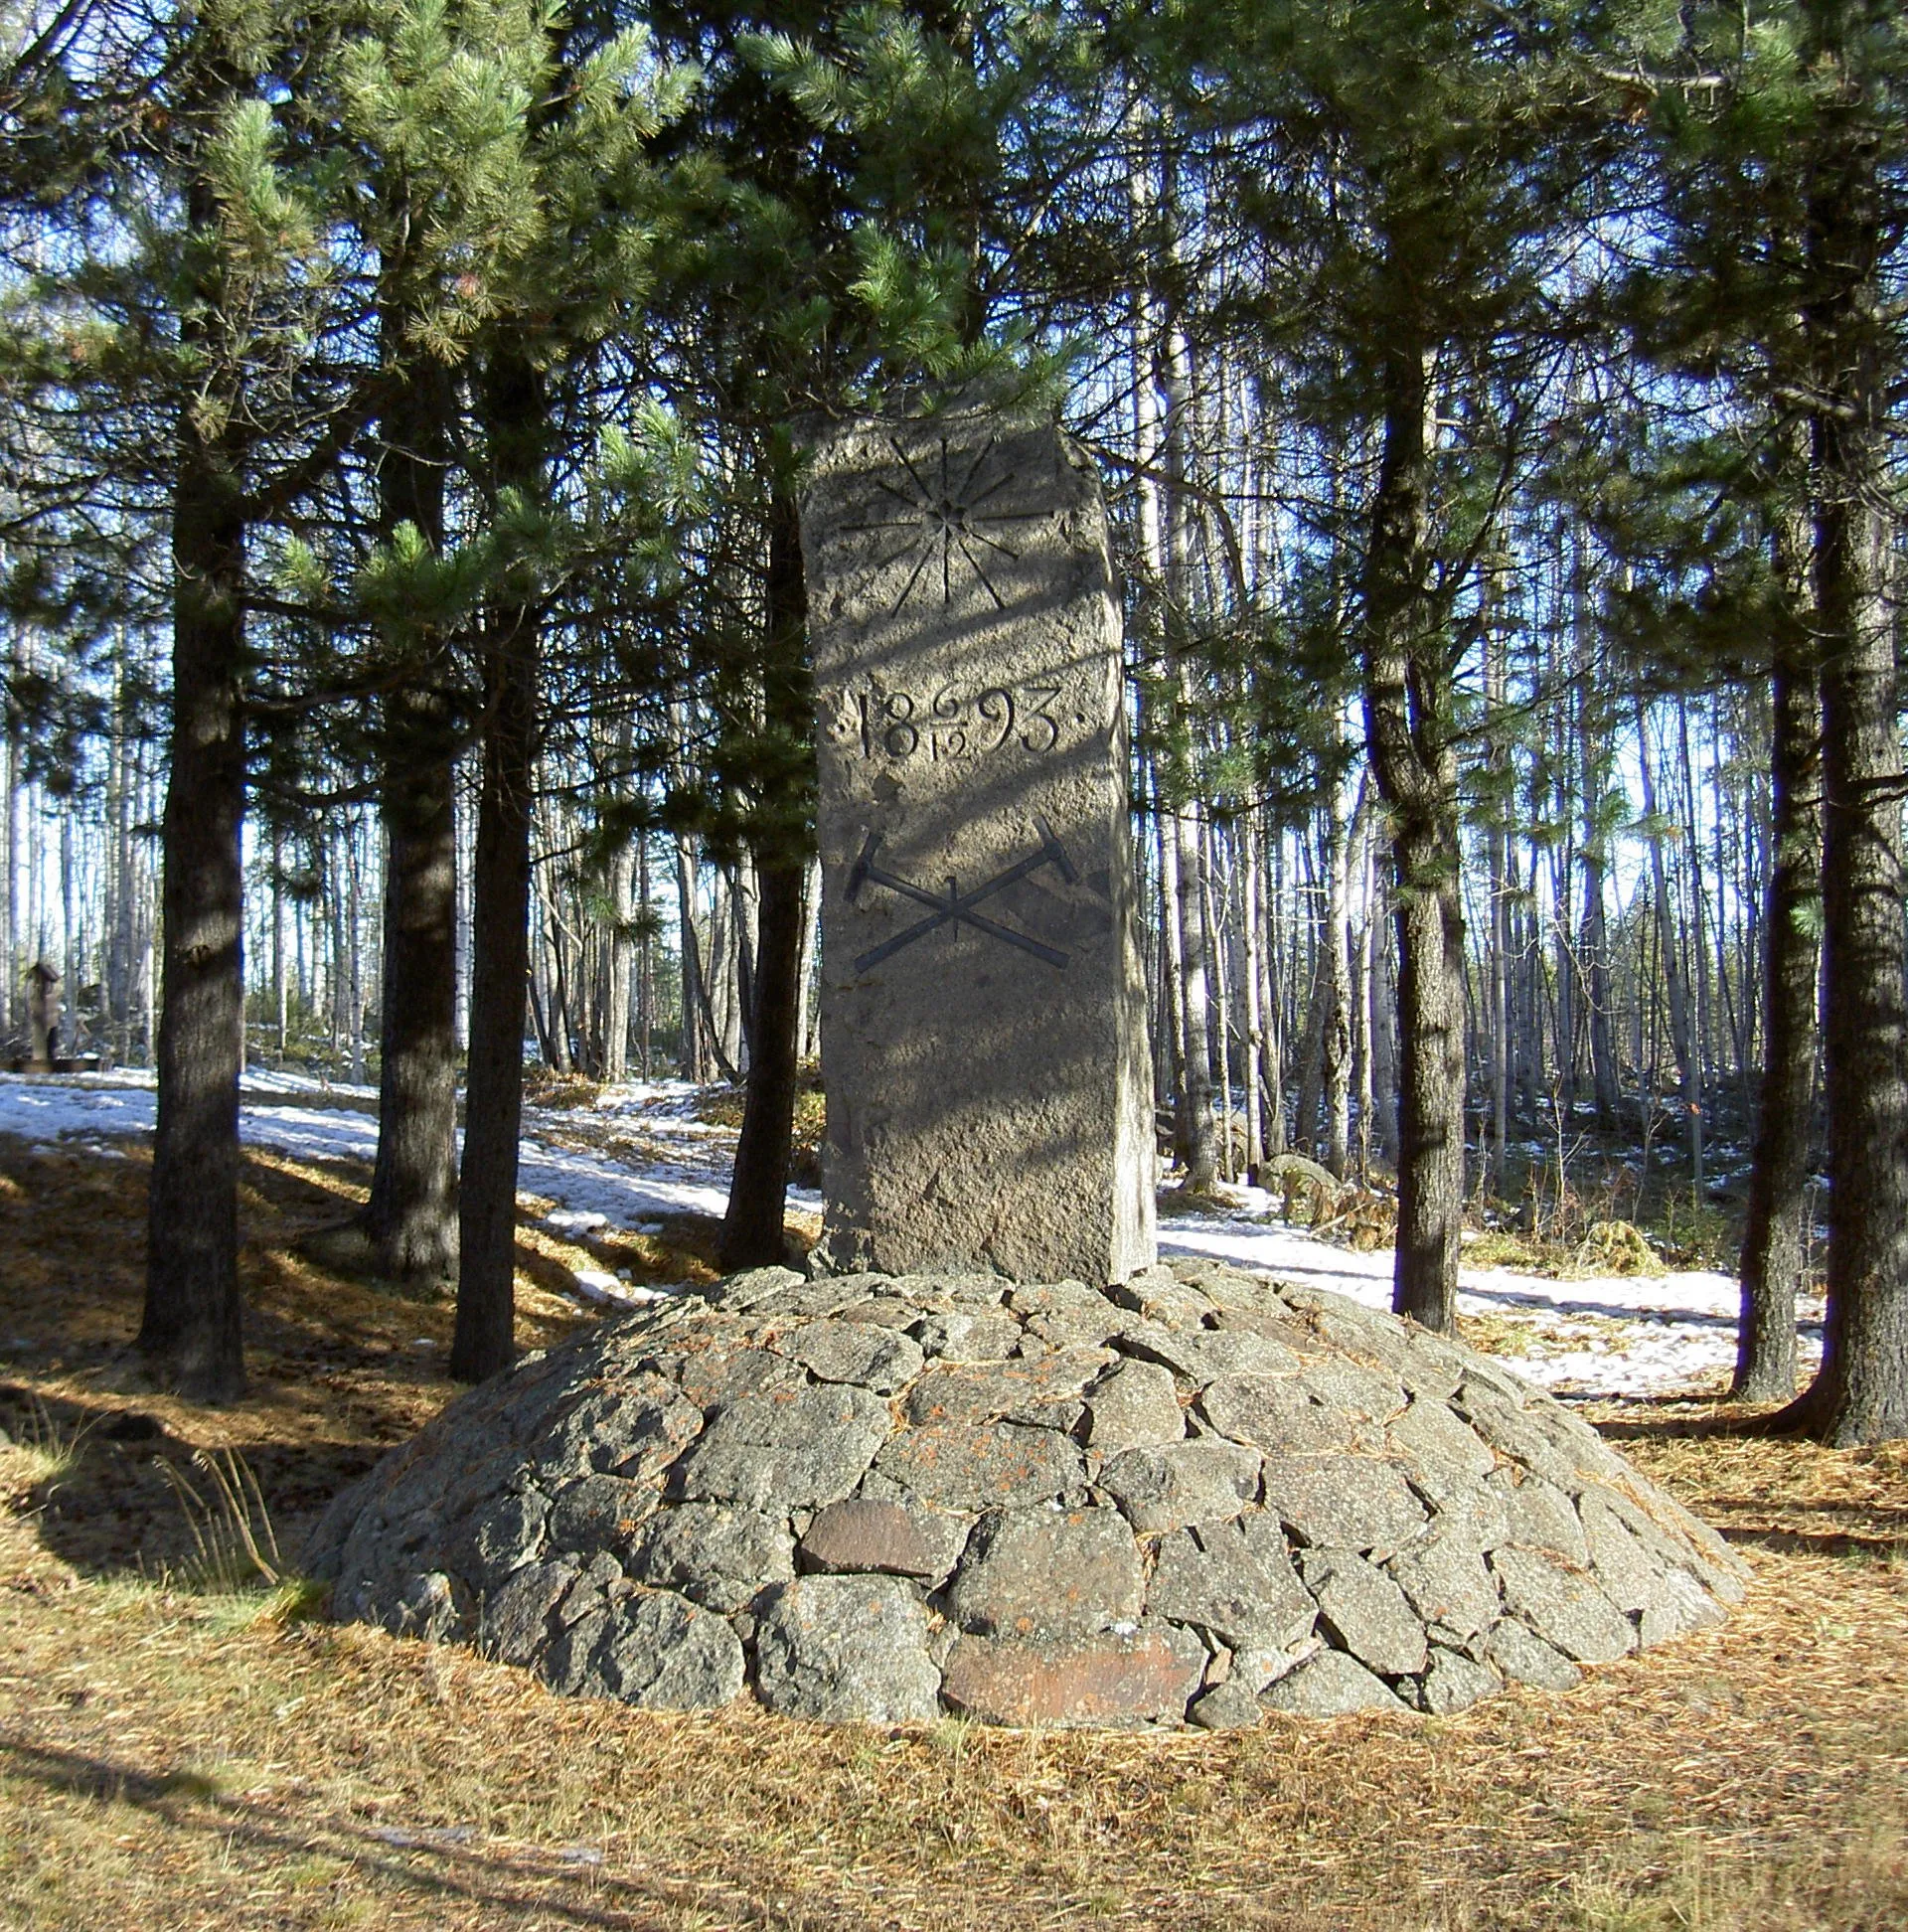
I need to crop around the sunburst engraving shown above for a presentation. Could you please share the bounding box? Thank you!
[839,434,1045,615]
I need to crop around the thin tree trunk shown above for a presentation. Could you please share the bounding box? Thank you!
[795,850,822,1063]
[1257,832,1286,1155]
[3,722,16,1047]
[674,832,707,1081]
[1241,812,1265,1177]
[537,861,576,1074]
[364,705,459,1278]
[1322,774,1358,1179]
[1735,539,1820,1401]
[1577,566,1621,1130]
[1639,707,1702,1184]
[1157,793,1185,1135]
[1360,342,1464,1333]
[1293,837,1327,1161]
[1352,802,1376,1183]
[1204,818,1235,1182]
[603,833,634,1082]
[1369,846,1400,1169]
[721,479,813,1269]
[363,294,459,1282]
[1173,802,1219,1190]
[638,829,655,1078]
[271,828,287,1059]
[347,825,367,1084]
[140,151,247,1400]
[452,348,546,1381]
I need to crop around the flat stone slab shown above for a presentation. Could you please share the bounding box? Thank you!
[1261,1648,1410,1717]
[941,1625,1205,1728]
[797,1496,963,1581]
[306,1259,1749,1729]
[1146,1516,1316,1651]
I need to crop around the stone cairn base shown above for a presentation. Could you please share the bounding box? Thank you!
[305,1258,1747,1729]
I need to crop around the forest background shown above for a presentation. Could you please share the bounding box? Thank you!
[1,0,1904,1438]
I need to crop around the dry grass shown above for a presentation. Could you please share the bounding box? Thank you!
[1,1133,1906,1930]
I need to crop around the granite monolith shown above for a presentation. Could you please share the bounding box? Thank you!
[800,404,1156,1284]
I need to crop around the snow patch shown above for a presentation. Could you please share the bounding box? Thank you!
[0,1071,1817,1402]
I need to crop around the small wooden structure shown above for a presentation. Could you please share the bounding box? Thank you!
[8,962,97,1073]
[24,961,60,1068]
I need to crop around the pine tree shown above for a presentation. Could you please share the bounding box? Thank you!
[1640,1,1906,1437]
[334,0,554,1287]
[1785,0,1908,1444]
[441,5,693,1375]
[1151,0,1675,1328]
[135,4,340,1397]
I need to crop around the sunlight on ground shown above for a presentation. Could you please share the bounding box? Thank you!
[0,1093,1899,1929]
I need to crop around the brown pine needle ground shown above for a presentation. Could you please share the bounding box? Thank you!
[1,1132,1905,1930]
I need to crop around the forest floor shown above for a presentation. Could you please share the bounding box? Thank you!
[0,1075,1901,1929]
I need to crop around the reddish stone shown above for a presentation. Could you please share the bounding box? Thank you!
[938,1625,1206,1727]
[799,1498,937,1577]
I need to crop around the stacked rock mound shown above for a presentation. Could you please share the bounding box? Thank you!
[305,1258,1747,1728]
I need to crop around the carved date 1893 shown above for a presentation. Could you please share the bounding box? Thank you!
[850,679,1073,761]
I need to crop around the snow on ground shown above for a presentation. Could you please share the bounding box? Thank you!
[0,1068,756,1226]
[1159,1206,1821,1399]
[0,1069,1810,1400]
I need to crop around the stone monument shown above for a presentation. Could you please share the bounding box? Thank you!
[306,410,1749,1736]
[800,403,1156,1284]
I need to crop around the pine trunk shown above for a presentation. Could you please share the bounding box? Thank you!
[140,162,247,1401]
[1734,608,1820,1401]
[1173,803,1219,1190]
[1360,344,1464,1333]
[364,297,458,1282]
[674,832,707,1081]
[602,832,634,1082]
[1788,69,1908,1442]
[1322,779,1357,1180]
[452,348,546,1382]
[1240,812,1265,1175]
[721,480,813,1269]
[365,696,459,1280]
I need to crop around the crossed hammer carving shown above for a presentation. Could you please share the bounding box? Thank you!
[847,816,1077,973]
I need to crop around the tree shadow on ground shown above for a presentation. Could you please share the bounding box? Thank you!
[2,1735,811,1931]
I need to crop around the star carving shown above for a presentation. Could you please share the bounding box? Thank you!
[840,433,1044,614]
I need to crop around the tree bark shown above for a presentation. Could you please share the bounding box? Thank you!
[1639,707,1702,1183]
[1576,565,1621,1131]
[140,164,247,1402]
[363,294,459,1282]
[1734,594,1821,1401]
[721,479,813,1269]
[602,829,635,1081]
[453,348,547,1382]
[1322,775,1358,1179]
[1360,343,1464,1333]
[1172,802,1219,1190]
[364,691,459,1280]
[1368,885,1400,1172]
[1240,811,1265,1175]
[674,831,707,1081]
